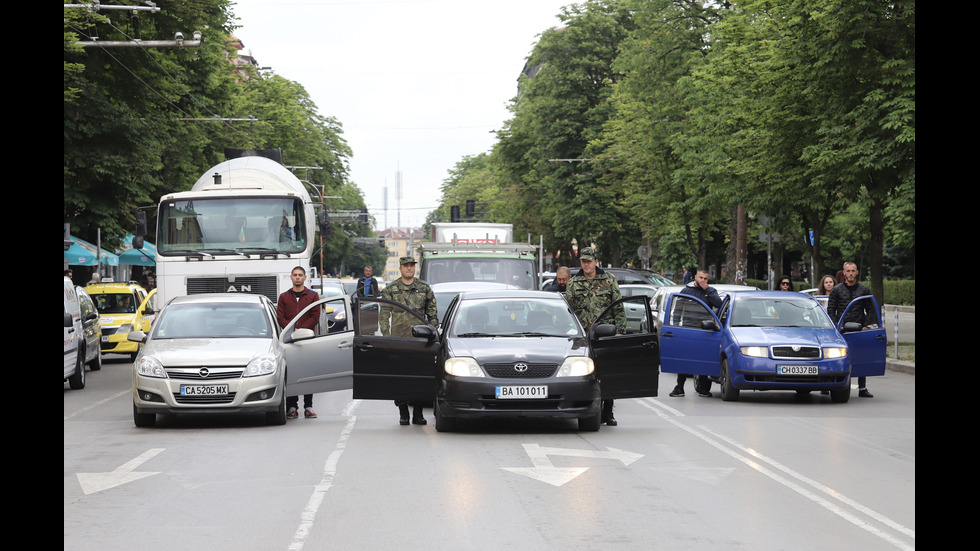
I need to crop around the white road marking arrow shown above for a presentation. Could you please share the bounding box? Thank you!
[76,448,164,495]
[502,443,644,487]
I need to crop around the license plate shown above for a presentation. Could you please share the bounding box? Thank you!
[101,336,109,343]
[180,384,230,396]
[495,385,548,399]
[777,365,818,375]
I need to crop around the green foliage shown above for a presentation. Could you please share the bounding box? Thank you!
[64,1,369,265]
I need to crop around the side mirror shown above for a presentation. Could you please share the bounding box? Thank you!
[592,323,617,338]
[65,312,74,328]
[290,328,316,342]
[134,211,147,249]
[127,331,147,343]
[412,325,436,340]
[700,319,719,331]
[841,321,862,333]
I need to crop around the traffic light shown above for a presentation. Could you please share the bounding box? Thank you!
[359,207,369,225]
[450,205,460,222]
[465,199,475,218]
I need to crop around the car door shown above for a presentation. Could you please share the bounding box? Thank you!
[135,289,157,332]
[837,295,887,378]
[590,296,660,399]
[280,296,355,396]
[351,297,439,402]
[658,293,724,377]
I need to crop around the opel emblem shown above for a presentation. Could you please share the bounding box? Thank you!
[514,363,528,372]
[199,367,210,378]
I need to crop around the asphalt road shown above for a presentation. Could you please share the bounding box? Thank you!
[65,355,915,551]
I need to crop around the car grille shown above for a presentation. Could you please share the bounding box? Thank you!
[482,363,558,378]
[771,346,821,359]
[186,275,279,302]
[165,367,245,380]
[167,367,244,404]
[175,394,237,404]
[102,327,119,336]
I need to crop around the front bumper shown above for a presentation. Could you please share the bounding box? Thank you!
[437,375,600,420]
[133,372,283,415]
[728,356,850,391]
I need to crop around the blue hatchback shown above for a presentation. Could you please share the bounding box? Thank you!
[659,291,885,402]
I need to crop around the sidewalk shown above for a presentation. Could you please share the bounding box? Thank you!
[883,304,913,375]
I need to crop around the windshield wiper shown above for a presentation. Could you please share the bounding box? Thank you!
[456,332,494,337]
[516,331,553,337]
[236,248,290,258]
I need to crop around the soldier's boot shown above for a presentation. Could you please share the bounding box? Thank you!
[399,404,410,425]
[601,400,617,426]
[412,405,427,425]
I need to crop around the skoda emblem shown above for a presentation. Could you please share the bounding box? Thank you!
[199,367,210,378]
[791,346,801,352]
[513,363,528,373]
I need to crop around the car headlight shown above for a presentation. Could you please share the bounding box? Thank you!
[136,355,166,378]
[740,346,769,358]
[445,356,484,377]
[557,356,594,377]
[823,347,847,359]
[244,354,278,377]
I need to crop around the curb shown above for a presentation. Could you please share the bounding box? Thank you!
[886,359,914,375]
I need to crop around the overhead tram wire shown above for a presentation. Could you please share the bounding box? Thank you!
[67,22,257,146]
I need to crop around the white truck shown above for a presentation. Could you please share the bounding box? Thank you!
[134,149,328,308]
[417,222,539,290]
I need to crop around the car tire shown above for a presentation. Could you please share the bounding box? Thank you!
[133,403,156,427]
[578,407,601,432]
[434,400,456,432]
[267,390,287,426]
[88,348,102,371]
[68,350,86,389]
[830,386,851,403]
[720,359,739,402]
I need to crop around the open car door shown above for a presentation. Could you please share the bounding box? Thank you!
[136,288,158,332]
[590,295,660,399]
[351,297,439,402]
[280,295,355,396]
[837,295,887,378]
[659,293,724,377]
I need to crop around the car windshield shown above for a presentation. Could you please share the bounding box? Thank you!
[157,196,306,255]
[451,297,581,337]
[730,297,834,328]
[151,303,273,339]
[93,293,137,314]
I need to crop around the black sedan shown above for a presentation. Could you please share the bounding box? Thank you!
[350,290,661,432]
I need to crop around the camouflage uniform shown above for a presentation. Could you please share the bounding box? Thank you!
[565,270,626,333]
[381,256,439,425]
[565,247,624,426]
[379,278,438,337]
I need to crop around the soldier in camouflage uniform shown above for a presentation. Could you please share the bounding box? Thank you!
[565,247,626,426]
[380,256,438,425]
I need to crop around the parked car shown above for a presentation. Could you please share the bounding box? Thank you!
[130,292,362,427]
[64,277,89,389]
[658,290,886,402]
[352,289,661,432]
[86,282,157,360]
[651,284,759,325]
[604,267,668,287]
[75,286,103,371]
[308,278,349,332]
[131,293,289,427]
[430,281,521,324]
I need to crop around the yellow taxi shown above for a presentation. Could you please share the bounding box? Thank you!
[85,282,157,360]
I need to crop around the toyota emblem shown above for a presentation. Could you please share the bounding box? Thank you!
[513,363,528,372]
